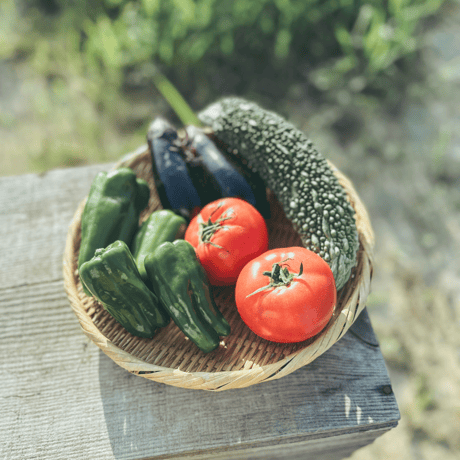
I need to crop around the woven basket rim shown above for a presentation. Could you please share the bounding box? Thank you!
[63,145,374,391]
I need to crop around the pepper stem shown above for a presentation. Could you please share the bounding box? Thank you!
[246,258,304,298]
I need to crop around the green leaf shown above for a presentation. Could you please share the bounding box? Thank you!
[274,28,291,59]
[335,26,354,54]
[142,0,161,16]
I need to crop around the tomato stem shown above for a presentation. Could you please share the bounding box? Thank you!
[197,204,234,248]
[246,258,304,297]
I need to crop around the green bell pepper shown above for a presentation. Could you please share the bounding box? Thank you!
[78,167,150,273]
[144,240,230,353]
[131,210,187,283]
[79,240,169,338]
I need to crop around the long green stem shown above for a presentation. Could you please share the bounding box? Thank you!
[152,71,203,127]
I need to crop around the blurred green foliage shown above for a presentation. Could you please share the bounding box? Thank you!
[0,0,447,174]
[4,0,447,90]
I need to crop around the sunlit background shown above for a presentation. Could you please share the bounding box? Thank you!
[1,0,459,458]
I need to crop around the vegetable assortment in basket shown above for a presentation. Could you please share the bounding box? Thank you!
[79,203,230,350]
[77,97,361,351]
[199,97,359,290]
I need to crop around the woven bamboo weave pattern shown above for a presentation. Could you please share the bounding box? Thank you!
[63,145,374,391]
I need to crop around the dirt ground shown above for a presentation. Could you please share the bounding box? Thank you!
[351,7,460,459]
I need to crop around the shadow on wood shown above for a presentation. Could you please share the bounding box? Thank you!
[98,309,399,460]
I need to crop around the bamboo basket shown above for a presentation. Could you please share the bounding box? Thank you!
[63,143,375,391]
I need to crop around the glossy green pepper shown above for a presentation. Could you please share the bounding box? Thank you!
[79,240,169,338]
[131,210,187,283]
[144,240,230,353]
[78,167,150,273]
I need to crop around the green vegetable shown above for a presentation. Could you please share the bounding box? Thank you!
[144,240,230,353]
[79,240,170,338]
[78,167,150,275]
[131,209,187,283]
[198,97,359,290]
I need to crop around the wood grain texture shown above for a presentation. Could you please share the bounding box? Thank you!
[0,165,399,460]
[0,164,112,288]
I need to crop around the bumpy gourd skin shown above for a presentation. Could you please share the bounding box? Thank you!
[144,240,230,353]
[198,97,359,290]
[79,240,170,338]
[78,167,150,272]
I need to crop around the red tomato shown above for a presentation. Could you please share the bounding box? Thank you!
[184,198,269,286]
[235,247,336,343]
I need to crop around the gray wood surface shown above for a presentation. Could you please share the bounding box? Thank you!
[0,165,400,460]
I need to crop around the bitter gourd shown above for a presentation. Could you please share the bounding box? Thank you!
[199,97,359,290]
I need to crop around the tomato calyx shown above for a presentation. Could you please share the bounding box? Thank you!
[197,204,234,249]
[246,258,304,298]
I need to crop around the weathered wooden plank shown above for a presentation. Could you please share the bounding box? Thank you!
[0,165,399,460]
[97,324,398,460]
[0,281,398,460]
[0,164,113,288]
[160,426,395,460]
